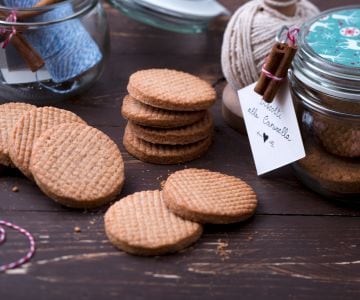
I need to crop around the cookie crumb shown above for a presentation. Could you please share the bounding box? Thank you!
[74,226,81,233]
[12,186,19,192]
[160,180,166,189]
[216,239,231,260]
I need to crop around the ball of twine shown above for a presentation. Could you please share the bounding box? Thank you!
[221,0,319,91]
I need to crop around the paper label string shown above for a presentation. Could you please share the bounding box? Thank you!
[286,26,300,47]
[261,57,285,81]
[261,26,300,82]
[0,11,17,48]
[0,220,36,272]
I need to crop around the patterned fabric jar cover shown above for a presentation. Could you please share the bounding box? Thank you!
[306,8,360,67]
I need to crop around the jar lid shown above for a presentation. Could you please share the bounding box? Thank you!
[133,0,228,20]
[292,6,360,101]
[108,0,229,34]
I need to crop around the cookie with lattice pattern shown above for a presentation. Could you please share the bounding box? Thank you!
[313,115,360,158]
[297,141,360,194]
[9,107,86,178]
[128,111,213,145]
[128,69,216,111]
[0,103,36,166]
[121,95,206,128]
[123,124,212,164]
[30,123,125,208]
[104,190,202,256]
[163,168,257,224]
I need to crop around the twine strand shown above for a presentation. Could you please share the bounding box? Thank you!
[264,0,299,7]
[0,220,36,272]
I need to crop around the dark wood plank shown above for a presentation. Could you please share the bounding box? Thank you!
[1,211,359,299]
[1,1,359,299]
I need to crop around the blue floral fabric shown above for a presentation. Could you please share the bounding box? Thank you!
[305,8,360,68]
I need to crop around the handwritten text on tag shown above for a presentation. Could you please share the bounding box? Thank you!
[237,82,305,175]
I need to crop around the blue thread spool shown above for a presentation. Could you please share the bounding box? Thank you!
[0,0,109,103]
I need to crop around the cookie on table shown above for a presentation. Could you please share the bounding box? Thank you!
[297,141,360,194]
[123,124,212,164]
[313,115,360,158]
[0,103,36,166]
[121,95,206,128]
[128,69,216,111]
[104,190,203,256]
[163,168,257,224]
[30,123,125,208]
[8,106,86,178]
[128,111,213,145]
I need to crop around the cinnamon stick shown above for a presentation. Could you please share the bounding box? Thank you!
[254,43,286,95]
[34,0,62,7]
[17,0,63,19]
[10,33,45,72]
[0,11,44,72]
[262,44,297,102]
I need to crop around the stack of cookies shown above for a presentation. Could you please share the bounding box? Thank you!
[0,103,125,208]
[105,168,257,256]
[121,69,216,164]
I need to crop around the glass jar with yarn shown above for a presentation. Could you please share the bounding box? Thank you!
[289,6,360,203]
[0,0,109,104]
[108,0,229,34]
[221,0,319,133]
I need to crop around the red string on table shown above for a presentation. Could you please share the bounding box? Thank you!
[0,220,36,272]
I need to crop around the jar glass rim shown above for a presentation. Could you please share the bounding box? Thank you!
[0,0,98,27]
[289,71,360,119]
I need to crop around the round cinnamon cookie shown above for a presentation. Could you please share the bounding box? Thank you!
[297,141,360,194]
[104,190,202,256]
[123,124,212,164]
[121,95,206,128]
[0,102,36,166]
[313,115,360,158]
[163,168,257,224]
[128,111,213,145]
[128,69,216,111]
[30,123,125,208]
[8,107,86,178]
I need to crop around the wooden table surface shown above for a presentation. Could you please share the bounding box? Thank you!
[1,1,359,299]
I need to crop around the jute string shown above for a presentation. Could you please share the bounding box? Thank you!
[221,0,319,90]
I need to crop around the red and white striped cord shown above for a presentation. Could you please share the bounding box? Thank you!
[0,11,17,49]
[261,66,284,81]
[261,26,300,81]
[0,220,36,272]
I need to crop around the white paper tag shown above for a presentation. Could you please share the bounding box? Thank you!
[0,48,52,84]
[238,81,305,175]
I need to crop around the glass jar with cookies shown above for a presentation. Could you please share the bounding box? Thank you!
[0,0,109,104]
[289,6,360,203]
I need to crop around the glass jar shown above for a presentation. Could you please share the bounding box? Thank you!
[289,6,360,202]
[108,0,228,34]
[0,0,109,104]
